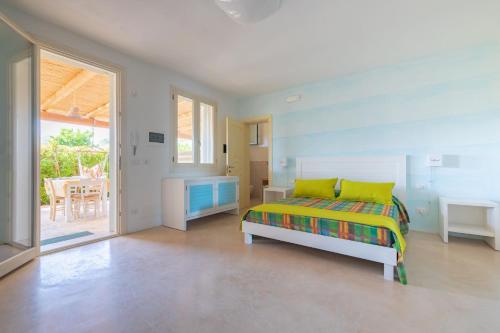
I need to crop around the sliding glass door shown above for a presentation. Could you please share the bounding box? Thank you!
[0,15,38,277]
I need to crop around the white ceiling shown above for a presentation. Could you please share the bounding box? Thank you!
[4,0,500,96]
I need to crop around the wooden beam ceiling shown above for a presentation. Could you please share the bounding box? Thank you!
[41,70,98,111]
[41,111,109,128]
[84,102,110,119]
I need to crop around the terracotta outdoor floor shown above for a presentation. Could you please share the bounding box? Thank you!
[40,203,114,251]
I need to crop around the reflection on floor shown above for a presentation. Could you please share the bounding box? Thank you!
[1,214,499,332]
[40,203,114,252]
[0,245,22,262]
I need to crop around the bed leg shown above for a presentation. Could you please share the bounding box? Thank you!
[384,264,395,281]
[244,233,252,245]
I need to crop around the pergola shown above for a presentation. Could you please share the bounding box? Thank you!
[41,55,195,138]
[40,57,111,128]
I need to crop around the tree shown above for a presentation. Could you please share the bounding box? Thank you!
[49,128,94,147]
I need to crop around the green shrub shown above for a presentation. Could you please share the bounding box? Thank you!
[40,129,109,205]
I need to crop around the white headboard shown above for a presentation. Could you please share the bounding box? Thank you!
[296,155,407,201]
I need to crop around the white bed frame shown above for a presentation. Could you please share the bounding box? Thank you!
[242,155,407,281]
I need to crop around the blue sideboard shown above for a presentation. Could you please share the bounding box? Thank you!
[162,176,239,231]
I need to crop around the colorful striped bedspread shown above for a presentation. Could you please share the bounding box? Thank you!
[243,196,410,284]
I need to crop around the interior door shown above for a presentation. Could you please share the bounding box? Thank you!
[0,15,38,278]
[226,118,249,209]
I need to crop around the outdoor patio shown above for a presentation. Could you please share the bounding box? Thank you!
[40,201,113,251]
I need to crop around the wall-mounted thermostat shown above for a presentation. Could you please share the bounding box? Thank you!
[147,130,165,145]
[427,154,443,167]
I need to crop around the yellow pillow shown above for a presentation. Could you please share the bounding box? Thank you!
[338,180,394,205]
[293,178,337,200]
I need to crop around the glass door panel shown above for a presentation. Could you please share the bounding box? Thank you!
[0,16,37,277]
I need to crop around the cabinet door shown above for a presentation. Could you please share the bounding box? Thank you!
[187,182,215,217]
[217,180,238,209]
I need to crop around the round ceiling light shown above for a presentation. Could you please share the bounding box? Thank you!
[66,105,81,118]
[66,92,82,119]
[214,0,282,24]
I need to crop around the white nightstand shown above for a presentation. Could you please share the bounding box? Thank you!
[263,186,294,203]
[439,197,499,250]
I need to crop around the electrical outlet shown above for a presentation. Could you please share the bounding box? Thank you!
[416,183,427,190]
[416,207,428,215]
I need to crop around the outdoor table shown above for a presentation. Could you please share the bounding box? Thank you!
[50,176,108,222]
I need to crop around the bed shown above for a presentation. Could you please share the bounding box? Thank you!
[241,155,409,284]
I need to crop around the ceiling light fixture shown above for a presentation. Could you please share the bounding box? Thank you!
[214,0,281,24]
[67,92,81,119]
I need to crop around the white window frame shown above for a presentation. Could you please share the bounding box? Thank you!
[171,87,217,171]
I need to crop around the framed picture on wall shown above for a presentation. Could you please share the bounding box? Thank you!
[249,123,259,145]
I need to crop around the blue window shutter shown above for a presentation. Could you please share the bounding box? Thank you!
[189,184,214,213]
[218,182,236,206]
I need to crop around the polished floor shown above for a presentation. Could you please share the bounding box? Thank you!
[1,213,500,333]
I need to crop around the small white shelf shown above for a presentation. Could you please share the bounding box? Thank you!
[263,186,294,203]
[447,223,495,237]
[440,197,497,208]
[439,197,499,250]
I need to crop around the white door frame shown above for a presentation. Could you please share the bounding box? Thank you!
[36,42,126,252]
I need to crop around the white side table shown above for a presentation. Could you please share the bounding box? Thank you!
[439,197,499,250]
[263,186,294,203]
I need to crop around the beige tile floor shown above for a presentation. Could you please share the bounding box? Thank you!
[1,213,500,333]
[40,203,114,252]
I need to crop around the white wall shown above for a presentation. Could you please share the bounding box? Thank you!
[0,4,238,233]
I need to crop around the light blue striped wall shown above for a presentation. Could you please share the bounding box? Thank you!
[237,44,500,232]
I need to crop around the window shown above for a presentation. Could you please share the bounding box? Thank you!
[177,95,194,163]
[173,88,216,167]
[199,102,214,164]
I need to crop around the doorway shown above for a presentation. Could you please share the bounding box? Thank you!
[248,121,270,206]
[38,49,120,253]
[225,116,272,210]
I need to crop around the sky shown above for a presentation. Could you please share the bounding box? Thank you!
[41,120,110,148]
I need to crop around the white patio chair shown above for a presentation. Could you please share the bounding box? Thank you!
[72,179,105,219]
